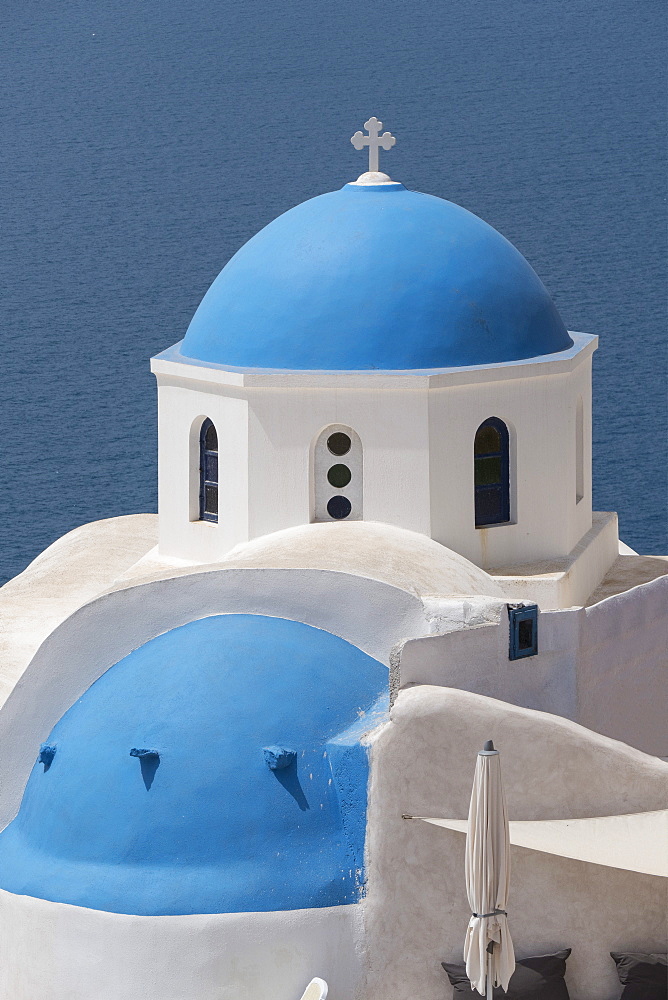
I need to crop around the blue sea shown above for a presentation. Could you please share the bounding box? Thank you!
[0,0,665,584]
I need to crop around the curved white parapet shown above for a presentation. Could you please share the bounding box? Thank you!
[0,892,363,1000]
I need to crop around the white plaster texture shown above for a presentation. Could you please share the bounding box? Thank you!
[0,892,363,1000]
[587,552,668,603]
[398,610,579,724]
[157,379,249,562]
[490,510,620,610]
[397,572,668,755]
[363,686,668,1000]
[577,572,668,753]
[221,522,506,599]
[427,351,595,569]
[0,515,157,705]
[0,509,663,999]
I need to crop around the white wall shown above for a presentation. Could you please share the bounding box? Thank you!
[429,357,594,568]
[578,574,668,752]
[396,573,668,756]
[156,377,249,562]
[397,607,580,722]
[152,335,600,575]
[247,385,432,540]
[491,510,620,611]
[363,686,668,1000]
[0,892,363,1000]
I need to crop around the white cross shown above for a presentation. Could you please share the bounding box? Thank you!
[351,117,396,173]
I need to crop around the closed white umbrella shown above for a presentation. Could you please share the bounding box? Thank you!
[464,740,515,998]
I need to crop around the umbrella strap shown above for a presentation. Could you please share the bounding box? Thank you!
[471,908,507,918]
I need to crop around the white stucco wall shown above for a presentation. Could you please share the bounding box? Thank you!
[577,573,668,752]
[0,523,664,999]
[248,385,432,540]
[156,377,250,562]
[428,352,594,568]
[152,334,599,573]
[397,608,580,722]
[363,686,668,1000]
[396,573,668,756]
[0,515,158,705]
[491,510,620,611]
[221,522,506,601]
[0,893,363,1000]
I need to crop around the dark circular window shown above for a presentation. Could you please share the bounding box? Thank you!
[327,495,352,519]
[327,432,351,456]
[327,464,352,488]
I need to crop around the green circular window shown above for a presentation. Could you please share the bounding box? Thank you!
[327,464,351,488]
[327,432,351,456]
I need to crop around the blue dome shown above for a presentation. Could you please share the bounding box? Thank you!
[0,615,388,916]
[180,183,572,371]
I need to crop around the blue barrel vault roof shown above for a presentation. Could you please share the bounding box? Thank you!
[180,182,572,371]
[0,615,388,916]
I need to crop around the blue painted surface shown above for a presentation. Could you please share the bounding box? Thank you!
[180,183,572,371]
[37,745,56,771]
[0,615,388,916]
[263,746,297,770]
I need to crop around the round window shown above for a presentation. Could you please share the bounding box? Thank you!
[327,464,351,488]
[327,495,352,520]
[327,432,351,456]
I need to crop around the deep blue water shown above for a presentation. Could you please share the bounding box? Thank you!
[1,0,665,584]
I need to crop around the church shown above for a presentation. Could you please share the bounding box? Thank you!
[0,119,665,1000]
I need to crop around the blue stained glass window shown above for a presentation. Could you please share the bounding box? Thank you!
[199,419,218,523]
[474,417,510,527]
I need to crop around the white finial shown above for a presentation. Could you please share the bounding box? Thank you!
[351,117,396,175]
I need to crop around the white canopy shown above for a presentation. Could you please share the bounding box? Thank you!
[409,810,668,878]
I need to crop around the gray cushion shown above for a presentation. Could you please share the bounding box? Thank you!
[442,949,571,999]
[610,952,667,1000]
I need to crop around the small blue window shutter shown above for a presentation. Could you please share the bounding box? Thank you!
[508,604,538,659]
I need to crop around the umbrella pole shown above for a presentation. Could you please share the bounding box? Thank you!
[486,948,493,1000]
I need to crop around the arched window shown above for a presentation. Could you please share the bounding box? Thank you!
[312,424,363,522]
[474,417,510,527]
[199,419,218,523]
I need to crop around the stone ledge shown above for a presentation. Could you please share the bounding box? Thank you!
[488,512,620,609]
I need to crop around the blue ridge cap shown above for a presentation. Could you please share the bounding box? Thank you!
[179,182,572,371]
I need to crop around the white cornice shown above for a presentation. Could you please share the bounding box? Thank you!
[150,332,597,391]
